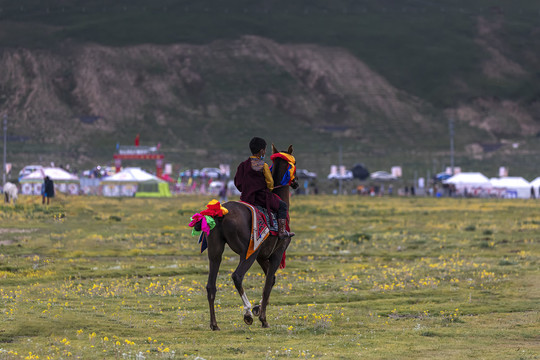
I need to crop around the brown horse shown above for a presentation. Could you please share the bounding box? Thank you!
[205,144,298,330]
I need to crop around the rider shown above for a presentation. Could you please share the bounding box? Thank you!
[234,137,294,239]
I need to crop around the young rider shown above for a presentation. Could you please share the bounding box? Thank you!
[234,137,294,239]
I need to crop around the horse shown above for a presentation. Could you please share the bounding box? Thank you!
[205,144,298,330]
[3,182,18,204]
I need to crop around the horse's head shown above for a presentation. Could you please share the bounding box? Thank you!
[270,144,299,190]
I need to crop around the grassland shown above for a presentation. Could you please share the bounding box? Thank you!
[0,194,539,359]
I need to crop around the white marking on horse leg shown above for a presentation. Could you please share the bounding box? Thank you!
[241,293,252,316]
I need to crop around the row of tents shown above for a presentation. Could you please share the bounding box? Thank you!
[18,167,171,197]
[444,172,540,198]
[15,167,540,199]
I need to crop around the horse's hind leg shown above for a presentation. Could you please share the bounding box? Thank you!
[207,239,225,331]
[231,255,259,326]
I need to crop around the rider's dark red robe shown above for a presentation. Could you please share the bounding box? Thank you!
[234,158,281,215]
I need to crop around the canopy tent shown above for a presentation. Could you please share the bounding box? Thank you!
[489,177,531,199]
[135,182,171,198]
[530,177,540,188]
[100,167,171,197]
[101,167,158,183]
[444,172,490,187]
[530,177,540,198]
[443,172,491,197]
[19,167,80,195]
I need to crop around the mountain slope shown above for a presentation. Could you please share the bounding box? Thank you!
[1,0,540,178]
[1,37,448,168]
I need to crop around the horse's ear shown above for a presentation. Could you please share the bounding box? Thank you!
[272,144,279,154]
[287,145,293,154]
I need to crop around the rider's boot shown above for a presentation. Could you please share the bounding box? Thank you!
[278,219,295,239]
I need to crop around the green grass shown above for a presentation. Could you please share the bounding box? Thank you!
[1,194,539,359]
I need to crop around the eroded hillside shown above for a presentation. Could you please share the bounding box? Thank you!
[0,36,442,163]
[1,3,540,177]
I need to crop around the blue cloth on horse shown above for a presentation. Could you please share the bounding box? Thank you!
[255,206,278,233]
[199,232,208,253]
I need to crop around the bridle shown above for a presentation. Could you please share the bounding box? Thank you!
[270,152,296,189]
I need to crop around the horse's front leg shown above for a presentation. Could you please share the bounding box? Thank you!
[253,258,275,317]
[258,250,285,328]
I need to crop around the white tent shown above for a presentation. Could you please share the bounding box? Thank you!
[101,167,160,183]
[100,168,165,197]
[530,177,540,188]
[444,172,491,197]
[489,177,532,199]
[21,167,79,181]
[530,177,540,198]
[20,167,80,195]
[445,172,490,186]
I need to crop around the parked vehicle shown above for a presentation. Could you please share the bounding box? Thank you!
[328,170,353,180]
[200,167,223,178]
[296,169,317,179]
[369,171,398,181]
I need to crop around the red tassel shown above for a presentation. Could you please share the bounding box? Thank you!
[279,252,286,269]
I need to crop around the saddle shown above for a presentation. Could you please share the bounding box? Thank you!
[255,206,278,233]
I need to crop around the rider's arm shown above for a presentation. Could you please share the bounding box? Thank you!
[263,163,274,190]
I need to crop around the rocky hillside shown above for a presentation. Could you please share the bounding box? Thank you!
[1,1,540,178]
[0,37,443,170]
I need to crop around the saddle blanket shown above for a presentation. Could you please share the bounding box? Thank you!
[255,206,278,233]
[196,202,272,256]
[198,201,288,268]
[236,201,270,259]
[245,203,288,269]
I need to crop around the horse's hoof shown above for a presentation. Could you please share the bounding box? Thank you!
[210,324,220,331]
[252,305,260,317]
[261,321,270,328]
[244,314,253,325]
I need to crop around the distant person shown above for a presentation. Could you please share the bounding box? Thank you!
[42,176,55,205]
[219,182,228,202]
[531,186,536,199]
